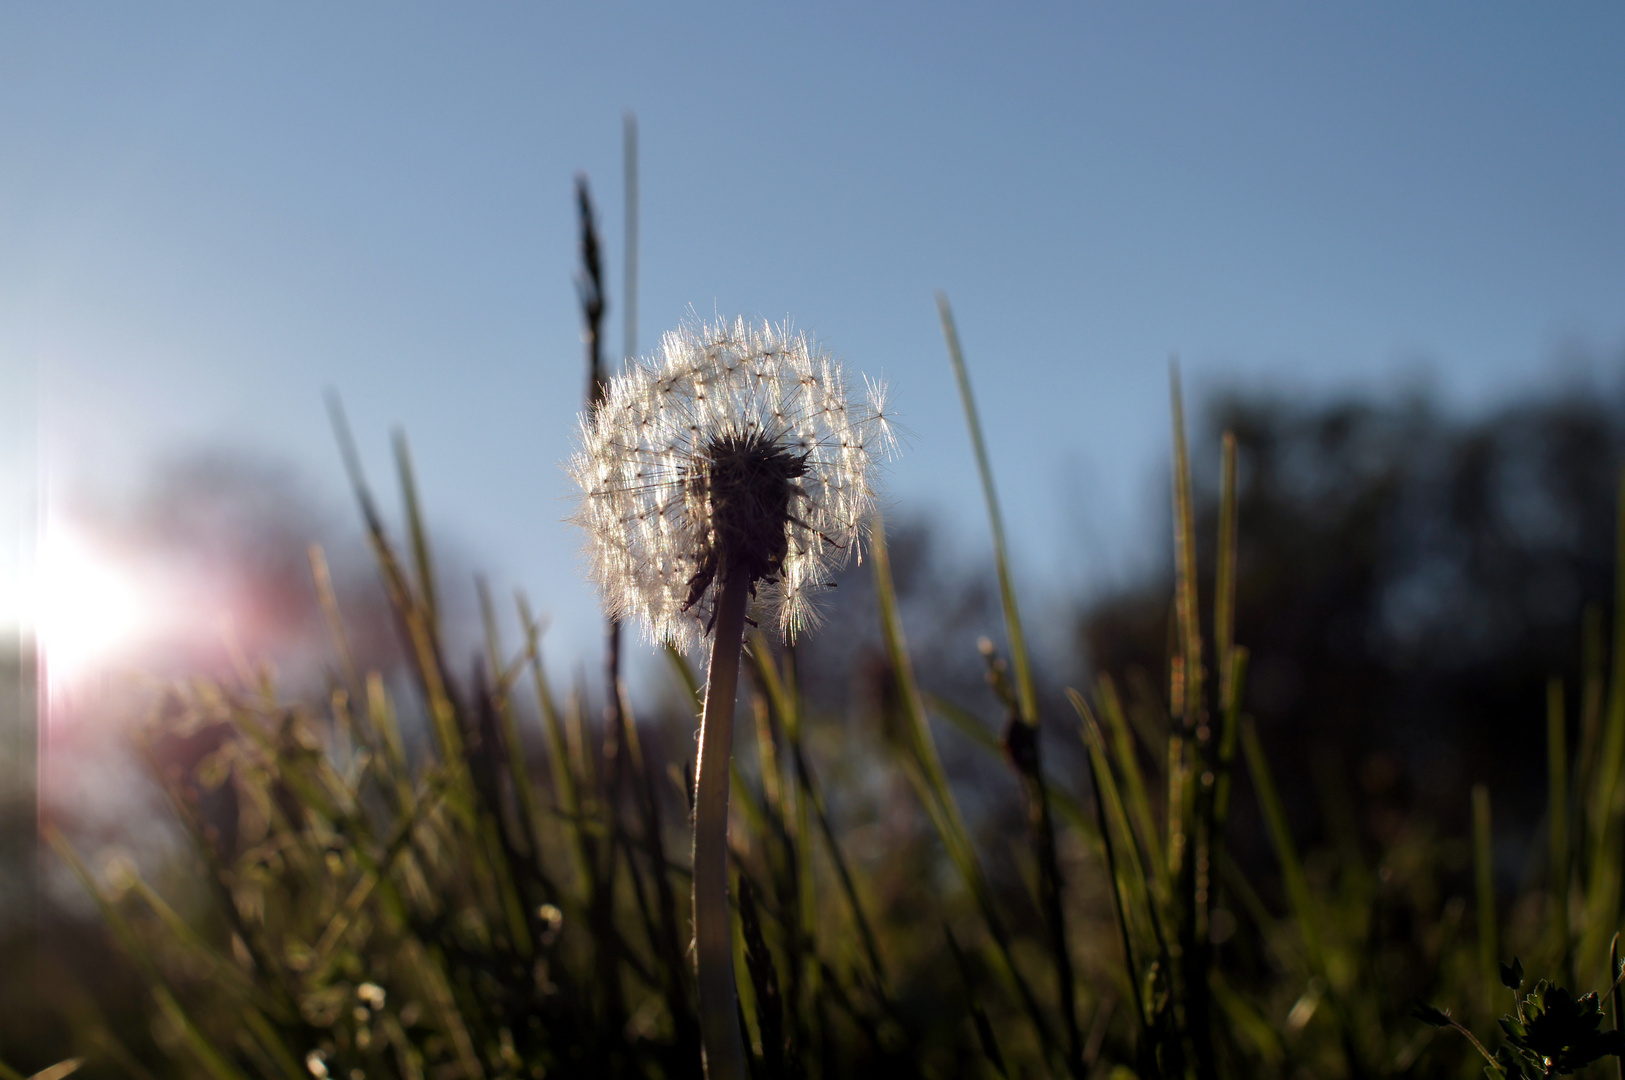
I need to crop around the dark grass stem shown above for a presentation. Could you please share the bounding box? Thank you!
[693,563,752,1080]
[1613,934,1624,1080]
[1075,710,1158,1080]
[1472,783,1497,1014]
[1583,470,1625,976]
[576,179,641,1044]
[1549,678,1573,987]
[576,174,629,802]
[945,927,1011,1080]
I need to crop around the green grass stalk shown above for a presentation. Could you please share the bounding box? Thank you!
[871,511,1064,1069]
[936,293,1036,726]
[939,293,1082,1074]
[477,578,546,868]
[1239,719,1326,979]
[393,431,438,631]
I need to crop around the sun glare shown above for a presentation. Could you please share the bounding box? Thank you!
[37,525,145,690]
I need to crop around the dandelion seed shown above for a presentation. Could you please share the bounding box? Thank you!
[569,317,894,651]
[569,316,894,1080]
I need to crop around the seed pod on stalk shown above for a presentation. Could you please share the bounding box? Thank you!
[569,317,894,1078]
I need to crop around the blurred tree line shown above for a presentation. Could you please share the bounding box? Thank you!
[1083,381,1625,875]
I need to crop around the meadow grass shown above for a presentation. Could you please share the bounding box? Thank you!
[16,314,1625,1079]
[10,173,1625,1078]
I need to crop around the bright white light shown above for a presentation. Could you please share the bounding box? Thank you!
[37,525,144,690]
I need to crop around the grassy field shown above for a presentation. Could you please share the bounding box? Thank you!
[4,175,1622,1079]
[7,304,1625,1079]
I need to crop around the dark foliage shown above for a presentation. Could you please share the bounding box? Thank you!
[1082,385,1625,858]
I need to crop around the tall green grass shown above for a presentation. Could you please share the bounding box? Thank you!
[22,313,1625,1079]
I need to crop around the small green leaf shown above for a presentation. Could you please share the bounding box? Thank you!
[1500,956,1524,990]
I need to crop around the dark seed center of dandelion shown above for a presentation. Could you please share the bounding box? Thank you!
[682,431,809,612]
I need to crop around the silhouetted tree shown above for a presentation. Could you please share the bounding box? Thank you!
[1082,381,1625,867]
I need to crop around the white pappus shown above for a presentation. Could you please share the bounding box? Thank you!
[569,317,895,651]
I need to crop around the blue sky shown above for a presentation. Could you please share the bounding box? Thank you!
[3,4,1623,679]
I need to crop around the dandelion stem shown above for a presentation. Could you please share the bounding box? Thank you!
[693,560,752,1080]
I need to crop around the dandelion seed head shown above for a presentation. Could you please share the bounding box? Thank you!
[569,318,895,650]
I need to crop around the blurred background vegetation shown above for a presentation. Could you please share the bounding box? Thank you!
[5,7,1622,1076]
[3,362,1624,1077]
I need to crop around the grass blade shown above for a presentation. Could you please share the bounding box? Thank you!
[327,396,470,803]
[394,430,439,632]
[1166,366,1205,938]
[1096,676,1166,884]
[1209,970,1284,1068]
[1549,677,1572,985]
[936,293,1036,726]
[48,830,252,1080]
[746,637,819,1045]
[1472,782,1497,1011]
[1582,470,1625,972]
[871,510,1062,1068]
[519,595,577,820]
[1074,700,1156,1077]
[945,926,1011,1080]
[1168,364,1205,732]
[1612,935,1624,1080]
[1210,648,1249,835]
[1214,432,1238,684]
[308,543,363,703]
[1238,719,1325,978]
[477,577,545,864]
[789,736,888,992]
[939,296,1083,1070]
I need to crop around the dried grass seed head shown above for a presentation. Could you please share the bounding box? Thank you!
[570,318,895,650]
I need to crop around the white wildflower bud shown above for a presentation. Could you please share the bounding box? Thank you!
[569,318,894,649]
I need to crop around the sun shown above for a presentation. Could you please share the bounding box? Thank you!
[36,524,145,691]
